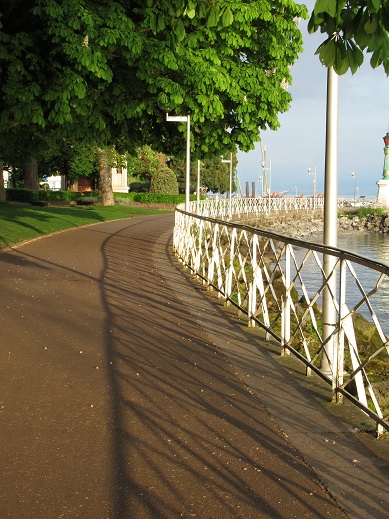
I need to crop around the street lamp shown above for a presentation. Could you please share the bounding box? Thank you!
[259,175,263,197]
[196,159,201,211]
[308,166,317,208]
[221,152,233,217]
[383,132,389,179]
[351,171,356,204]
[261,158,271,212]
[166,112,191,211]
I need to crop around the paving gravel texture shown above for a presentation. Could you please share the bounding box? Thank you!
[0,213,388,518]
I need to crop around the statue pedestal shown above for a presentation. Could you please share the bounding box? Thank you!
[376,179,389,207]
[111,167,128,193]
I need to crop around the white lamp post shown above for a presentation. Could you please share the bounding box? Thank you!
[261,158,271,212]
[259,175,263,197]
[351,171,357,204]
[166,112,191,211]
[308,166,317,208]
[322,66,339,378]
[196,159,201,211]
[221,153,233,217]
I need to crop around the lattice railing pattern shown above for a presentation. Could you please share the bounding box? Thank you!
[174,207,389,435]
[190,196,326,219]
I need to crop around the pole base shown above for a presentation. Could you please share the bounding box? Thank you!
[376,179,389,207]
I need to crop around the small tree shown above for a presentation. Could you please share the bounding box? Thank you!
[137,146,179,194]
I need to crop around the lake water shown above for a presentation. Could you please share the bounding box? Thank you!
[281,232,389,333]
[338,233,389,331]
[338,232,389,265]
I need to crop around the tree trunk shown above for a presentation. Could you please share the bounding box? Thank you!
[0,161,5,203]
[24,159,39,190]
[68,179,79,192]
[98,148,115,206]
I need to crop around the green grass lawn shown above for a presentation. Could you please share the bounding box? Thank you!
[0,203,171,251]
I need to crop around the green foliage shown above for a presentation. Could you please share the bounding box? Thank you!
[198,154,238,193]
[5,188,84,203]
[0,0,308,167]
[6,186,189,206]
[126,154,145,179]
[309,0,389,75]
[76,195,99,203]
[114,192,197,204]
[134,145,179,194]
[339,207,387,218]
[5,188,40,202]
[128,181,149,193]
[68,144,99,181]
[150,166,179,194]
[167,154,237,193]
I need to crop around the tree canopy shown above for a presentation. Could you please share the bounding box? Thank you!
[0,0,307,167]
[308,0,389,75]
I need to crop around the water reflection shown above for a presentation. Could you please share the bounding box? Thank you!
[338,233,389,331]
[339,233,389,265]
[287,233,389,333]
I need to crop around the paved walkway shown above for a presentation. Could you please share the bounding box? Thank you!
[0,213,388,519]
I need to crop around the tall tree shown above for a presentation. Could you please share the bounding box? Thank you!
[0,161,4,203]
[97,148,115,206]
[0,1,308,203]
[23,159,39,190]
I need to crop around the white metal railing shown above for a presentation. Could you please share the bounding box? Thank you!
[192,195,327,219]
[174,200,389,435]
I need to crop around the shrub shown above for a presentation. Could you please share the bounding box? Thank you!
[149,164,179,195]
[129,181,149,192]
[339,207,387,219]
[36,190,79,202]
[114,192,200,204]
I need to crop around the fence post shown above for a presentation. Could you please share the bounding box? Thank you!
[281,245,291,356]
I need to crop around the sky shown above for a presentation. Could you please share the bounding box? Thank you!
[236,0,389,199]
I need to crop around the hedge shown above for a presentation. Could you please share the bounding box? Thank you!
[5,188,98,203]
[114,192,200,204]
[5,188,203,205]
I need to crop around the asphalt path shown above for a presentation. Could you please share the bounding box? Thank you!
[0,213,387,518]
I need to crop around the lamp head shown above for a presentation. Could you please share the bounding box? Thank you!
[157,94,176,114]
[158,104,173,114]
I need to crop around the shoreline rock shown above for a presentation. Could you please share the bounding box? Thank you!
[236,209,387,242]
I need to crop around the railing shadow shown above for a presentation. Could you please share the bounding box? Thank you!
[163,240,389,519]
[98,216,346,518]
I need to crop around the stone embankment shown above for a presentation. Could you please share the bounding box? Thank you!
[238,209,389,241]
